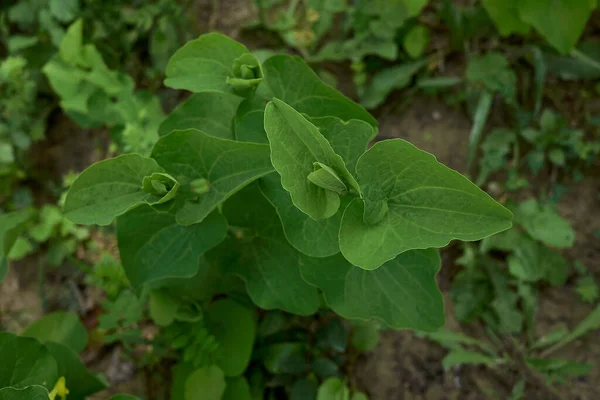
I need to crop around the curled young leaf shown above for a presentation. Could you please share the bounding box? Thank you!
[259,117,372,258]
[227,53,263,91]
[264,98,360,220]
[142,172,179,203]
[339,139,513,270]
[151,129,273,226]
[307,163,348,195]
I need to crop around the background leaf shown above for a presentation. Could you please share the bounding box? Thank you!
[22,312,88,353]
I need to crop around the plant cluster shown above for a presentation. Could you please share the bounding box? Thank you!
[0,31,513,398]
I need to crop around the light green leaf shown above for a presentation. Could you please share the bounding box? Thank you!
[261,55,377,127]
[158,92,243,139]
[117,205,227,287]
[317,377,349,400]
[59,19,83,64]
[222,184,320,315]
[165,33,249,93]
[22,312,88,353]
[259,117,371,257]
[514,199,575,248]
[0,209,33,280]
[301,249,444,331]
[518,0,592,54]
[442,349,497,370]
[264,98,360,220]
[206,299,256,376]
[0,333,58,390]
[151,129,273,226]
[468,90,493,169]
[406,0,429,16]
[403,25,430,59]
[45,342,107,399]
[360,61,426,109]
[339,140,513,270]
[64,154,175,225]
[482,0,530,36]
[0,386,49,400]
[222,377,252,400]
[184,365,226,400]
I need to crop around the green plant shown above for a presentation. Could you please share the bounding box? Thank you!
[250,0,431,108]
[0,56,49,199]
[477,108,600,186]
[43,20,165,155]
[0,32,513,397]
[482,0,594,55]
[427,197,597,394]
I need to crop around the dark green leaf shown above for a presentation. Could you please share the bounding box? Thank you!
[22,312,88,353]
[222,184,320,315]
[301,250,445,331]
[206,299,256,377]
[261,55,377,128]
[0,386,49,400]
[117,205,227,286]
[0,333,57,390]
[45,342,107,399]
[222,377,252,400]
[64,154,173,225]
[184,365,227,400]
[151,129,273,226]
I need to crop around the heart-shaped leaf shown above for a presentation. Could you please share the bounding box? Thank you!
[164,33,249,93]
[339,139,513,270]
